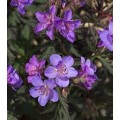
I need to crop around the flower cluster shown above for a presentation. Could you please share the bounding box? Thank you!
[7,65,23,90]
[7,57,97,106]
[9,1,114,107]
[98,19,113,51]
[24,54,97,106]
[25,55,45,83]
[34,5,81,42]
[29,76,58,106]
[77,57,97,90]
[10,0,33,15]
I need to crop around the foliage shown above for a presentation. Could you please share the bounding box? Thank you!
[8,0,113,120]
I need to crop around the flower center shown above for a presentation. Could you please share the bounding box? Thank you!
[37,85,49,96]
[55,61,68,76]
[80,74,87,83]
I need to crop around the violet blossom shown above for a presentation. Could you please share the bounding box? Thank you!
[7,65,23,90]
[10,0,33,15]
[44,54,78,87]
[25,55,45,83]
[77,57,97,90]
[55,9,81,42]
[29,75,59,106]
[34,5,56,40]
[98,19,113,51]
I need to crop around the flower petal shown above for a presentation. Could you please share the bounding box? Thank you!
[50,89,59,102]
[74,20,81,28]
[17,4,25,15]
[10,0,17,6]
[38,94,49,106]
[83,82,92,90]
[44,79,56,89]
[99,30,109,41]
[46,25,54,40]
[31,75,44,87]
[66,67,78,78]
[44,66,57,78]
[13,78,23,88]
[98,41,104,47]
[35,12,48,23]
[34,23,47,33]
[29,87,40,98]
[29,55,39,66]
[109,20,113,35]
[50,54,62,66]
[66,31,75,42]
[85,59,90,67]
[55,77,69,87]
[49,5,56,19]
[27,76,34,83]
[64,10,72,20]
[62,56,74,67]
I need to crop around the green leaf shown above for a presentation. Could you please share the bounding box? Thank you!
[54,93,70,120]
[97,56,113,74]
[7,113,18,120]
[70,45,81,57]
[37,0,48,3]
[40,45,55,59]
[21,25,30,40]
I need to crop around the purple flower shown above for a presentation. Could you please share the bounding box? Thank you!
[55,9,81,42]
[78,57,97,90]
[34,5,56,40]
[10,0,33,15]
[25,55,45,83]
[61,0,66,8]
[44,54,78,87]
[29,75,59,106]
[98,19,113,51]
[7,65,23,90]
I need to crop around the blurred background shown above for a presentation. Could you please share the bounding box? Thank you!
[7,0,113,120]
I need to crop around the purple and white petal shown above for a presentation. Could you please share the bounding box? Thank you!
[50,54,62,66]
[44,66,57,78]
